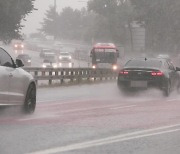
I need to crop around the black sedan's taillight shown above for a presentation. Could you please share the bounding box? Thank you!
[151,71,163,76]
[120,70,129,75]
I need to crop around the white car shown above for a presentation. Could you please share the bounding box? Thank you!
[59,52,73,68]
[59,52,72,61]
[0,47,36,113]
[42,59,58,68]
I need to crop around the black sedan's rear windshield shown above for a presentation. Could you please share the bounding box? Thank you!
[125,59,162,68]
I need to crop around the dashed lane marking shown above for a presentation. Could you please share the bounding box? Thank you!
[110,105,137,110]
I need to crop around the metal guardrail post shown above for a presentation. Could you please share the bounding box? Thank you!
[94,70,96,81]
[77,70,81,83]
[60,70,64,84]
[42,71,45,76]
[100,70,103,81]
[34,71,38,84]
[70,70,74,82]
[49,71,52,85]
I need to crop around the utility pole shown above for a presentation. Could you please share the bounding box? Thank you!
[54,0,57,12]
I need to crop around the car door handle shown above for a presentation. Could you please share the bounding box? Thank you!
[9,73,13,77]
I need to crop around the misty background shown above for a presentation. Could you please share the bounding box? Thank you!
[22,0,88,34]
[1,0,180,57]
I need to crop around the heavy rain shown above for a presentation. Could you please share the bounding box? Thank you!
[1,0,180,154]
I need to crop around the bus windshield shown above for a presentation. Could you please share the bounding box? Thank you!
[93,48,117,63]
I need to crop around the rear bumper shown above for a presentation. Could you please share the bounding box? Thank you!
[117,78,166,90]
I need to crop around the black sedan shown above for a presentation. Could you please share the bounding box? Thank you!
[117,58,180,96]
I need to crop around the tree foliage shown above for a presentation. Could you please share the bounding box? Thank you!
[88,0,133,44]
[41,1,133,44]
[41,0,180,52]
[0,0,35,43]
[131,0,180,52]
[41,6,59,38]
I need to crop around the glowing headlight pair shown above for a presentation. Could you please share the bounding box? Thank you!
[59,56,72,60]
[14,44,24,48]
[42,64,57,68]
[59,63,72,68]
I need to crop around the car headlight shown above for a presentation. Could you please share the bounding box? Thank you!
[42,64,46,68]
[28,60,31,63]
[69,56,72,60]
[21,44,24,48]
[112,65,118,70]
[69,63,72,67]
[53,64,57,68]
[59,56,62,59]
[14,44,18,48]
[92,65,96,69]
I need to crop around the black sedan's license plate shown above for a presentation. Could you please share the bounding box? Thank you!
[130,81,147,88]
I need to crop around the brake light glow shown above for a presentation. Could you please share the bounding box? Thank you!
[120,71,129,75]
[151,71,163,76]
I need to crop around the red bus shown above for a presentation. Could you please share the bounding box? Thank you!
[90,43,119,70]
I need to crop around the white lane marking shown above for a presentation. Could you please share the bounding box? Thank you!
[37,99,96,106]
[28,124,180,154]
[0,104,21,106]
[110,105,137,110]
[60,105,131,113]
[18,115,59,121]
[38,99,83,104]
[166,99,179,102]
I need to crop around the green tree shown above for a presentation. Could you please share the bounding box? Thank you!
[41,6,59,39]
[58,7,82,40]
[0,0,35,43]
[131,0,180,53]
[88,0,133,44]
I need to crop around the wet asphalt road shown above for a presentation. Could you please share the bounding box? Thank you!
[1,82,180,154]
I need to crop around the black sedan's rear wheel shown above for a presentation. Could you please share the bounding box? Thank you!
[163,81,171,97]
[177,81,180,94]
[23,84,36,114]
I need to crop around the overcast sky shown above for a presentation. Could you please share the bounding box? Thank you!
[22,0,88,35]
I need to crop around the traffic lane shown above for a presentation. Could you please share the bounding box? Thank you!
[25,97,180,154]
[1,83,180,154]
[20,98,180,154]
[37,82,170,104]
[4,45,90,68]
[1,82,179,124]
[14,97,180,128]
[57,130,180,154]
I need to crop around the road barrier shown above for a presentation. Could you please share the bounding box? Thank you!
[24,67,118,86]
